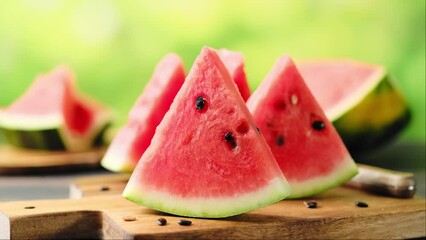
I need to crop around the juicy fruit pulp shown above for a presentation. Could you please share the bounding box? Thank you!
[217,49,251,101]
[297,60,410,154]
[247,56,358,199]
[123,47,290,218]
[101,54,186,172]
[0,66,111,151]
[102,50,252,173]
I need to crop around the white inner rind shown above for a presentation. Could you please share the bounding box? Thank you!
[0,110,112,152]
[60,111,112,152]
[287,155,358,199]
[0,111,63,130]
[123,177,291,218]
[326,69,385,121]
[100,152,136,173]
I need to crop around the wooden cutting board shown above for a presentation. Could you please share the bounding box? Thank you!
[69,173,130,198]
[1,186,425,239]
[0,145,105,174]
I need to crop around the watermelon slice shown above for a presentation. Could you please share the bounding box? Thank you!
[247,56,358,199]
[123,47,290,218]
[298,60,410,154]
[217,49,251,101]
[101,54,186,172]
[0,66,112,151]
[102,50,251,173]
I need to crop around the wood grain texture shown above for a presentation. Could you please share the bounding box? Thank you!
[69,173,129,198]
[1,187,425,239]
[0,145,105,174]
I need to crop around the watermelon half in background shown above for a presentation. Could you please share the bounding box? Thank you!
[101,54,186,172]
[123,47,290,218]
[247,56,358,199]
[217,49,251,101]
[298,60,411,155]
[0,66,112,151]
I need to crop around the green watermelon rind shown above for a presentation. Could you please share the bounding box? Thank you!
[327,70,410,154]
[287,156,358,199]
[123,177,291,218]
[335,110,411,154]
[0,111,113,151]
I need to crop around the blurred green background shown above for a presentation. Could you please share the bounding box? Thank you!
[0,0,424,143]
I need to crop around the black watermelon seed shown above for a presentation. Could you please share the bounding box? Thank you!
[355,201,368,208]
[24,206,35,209]
[178,219,192,226]
[303,201,317,208]
[312,120,325,131]
[224,132,237,149]
[276,135,285,146]
[100,186,110,191]
[156,218,167,226]
[256,127,261,134]
[195,96,206,111]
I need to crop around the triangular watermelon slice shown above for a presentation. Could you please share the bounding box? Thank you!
[101,54,186,172]
[217,49,251,101]
[102,50,252,173]
[0,66,112,151]
[247,56,358,199]
[123,47,290,218]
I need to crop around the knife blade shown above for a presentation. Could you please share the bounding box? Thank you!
[345,164,416,198]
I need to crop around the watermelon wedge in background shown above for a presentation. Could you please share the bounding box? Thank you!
[298,60,411,155]
[0,66,112,151]
[123,47,290,218]
[217,49,251,101]
[101,54,186,172]
[247,56,358,199]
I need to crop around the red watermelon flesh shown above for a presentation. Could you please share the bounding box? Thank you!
[247,56,358,199]
[297,60,378,116]
[218,49,251,101]
[6,67,97,135]
[7,67,75,115]
[0,66,111,151]
[123,47,290,218]
[101,54,186,172]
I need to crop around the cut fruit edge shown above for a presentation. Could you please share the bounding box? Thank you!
[100,152,136,173]
[325,68,386,121]
[287,156,358,199]
[123,176,291,218]
[0,108,113,152]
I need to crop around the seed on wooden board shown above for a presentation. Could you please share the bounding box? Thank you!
[100,186,110,191]
[24,206,35,209]
[178,219,192,226]
[355,201,368,208]
[157,218,167,226]
[312,120,325,131]
[122,216,136,221]
[303,201,317,208]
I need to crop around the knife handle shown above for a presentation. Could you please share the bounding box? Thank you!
[345,164,416,198]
